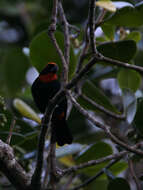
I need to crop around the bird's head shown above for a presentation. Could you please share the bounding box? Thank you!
[40,62,58,75]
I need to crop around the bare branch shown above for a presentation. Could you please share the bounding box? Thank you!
[62,150,127,175]
[69,24,80,36]
[49,142,57,190]
[67,56,98,89]
[58,1,70,65]
[49,0,58,32]
[99,54,143,74]
[48,0,68,85]
[128,158,141,190]
[0,140,30,190]
[61,174,75,190]
[88,0,97,53]
[76,23,89,74]
[67,91,143,156]
[71,158,121,190]
[81,94,125,120]
[31,101,55,189]
[68,52,143,92]
[95,9,107,26]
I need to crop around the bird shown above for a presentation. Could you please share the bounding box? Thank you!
[31,62,73,146]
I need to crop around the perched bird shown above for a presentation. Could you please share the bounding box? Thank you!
[31,62,73,146]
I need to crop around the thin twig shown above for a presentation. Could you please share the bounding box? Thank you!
[42,146,51,189]
[68,53,143,92]
[99,54,143,74]
[48,0,68,85]
[76,26,89,73]
[69,24,80,36]
[67,91,143,156]
[6,118,16,145]
[61,173,75,190]
[95,9,107,29]
[30,101,55,189]
[128,158,141,190]
[62,150,128,175]
[49,142,57,190]
[67,56,99,89]
[70,158,121,190]
[58,1,70,66]
[81,94,125,120]
[88,0,97,53]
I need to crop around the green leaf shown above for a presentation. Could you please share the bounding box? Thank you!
[124,31,141,43]
[101,23,115,40]
[76,142,113,176]
[76,142,113,164]
[106,2,143,27]
[79,80,119,113]
[0,110,37,147]
[117,69,141,92]
[3,48,29,96]
[97,40,137,62]
[110,161,128,176]
[107,177,130,190]
[134,99,143,135]
[82,161,127,178]
[16,131,38,151]
[30,30,76,79]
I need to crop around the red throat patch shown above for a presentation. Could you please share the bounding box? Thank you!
[39,73,58,82]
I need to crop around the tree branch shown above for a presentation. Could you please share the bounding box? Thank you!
[81,94,125,120]
[67,91,143,156]
[99,54,143,74]
[0,140,30,190]
[30,101,55,189]
[76,17,89,73]
[48,0,68,85]
[70,158,121,190]
[58,1,70,66]
[89,0,97,54]
[62,150,127,175]
[128,158,141,190]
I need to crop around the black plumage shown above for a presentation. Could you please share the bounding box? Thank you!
[31,63,73,146]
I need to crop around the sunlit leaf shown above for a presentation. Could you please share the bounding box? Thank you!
[13,98,41,124]
[96,1,116,12]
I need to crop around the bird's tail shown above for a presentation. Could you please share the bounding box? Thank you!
[51,119,73,146]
